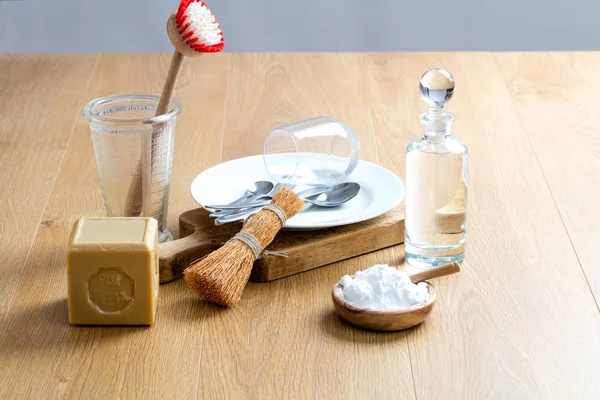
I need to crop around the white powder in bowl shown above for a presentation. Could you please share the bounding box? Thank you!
[338,264,429,310]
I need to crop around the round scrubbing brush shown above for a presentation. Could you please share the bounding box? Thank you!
[160,0,224,112]
[171,0,224,55]
[125,0,224,216]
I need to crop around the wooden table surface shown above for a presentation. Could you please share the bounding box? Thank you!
[1,52,600,399]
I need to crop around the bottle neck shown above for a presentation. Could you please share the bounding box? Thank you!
[420,107,455,139]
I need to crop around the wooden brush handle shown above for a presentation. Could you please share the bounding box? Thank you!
[123,50,184,216]
[158,234,218,283]
[156,50,184,115]
[409,261,461,283]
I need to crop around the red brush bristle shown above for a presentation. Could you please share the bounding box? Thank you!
[181,30,194,40]
[176,0,195,25]
[174,0,224,53]
[190,38,224,53]
[178,22,190,36]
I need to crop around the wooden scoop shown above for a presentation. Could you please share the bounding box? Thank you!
[332,261,460,331]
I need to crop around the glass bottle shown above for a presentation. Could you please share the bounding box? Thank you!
[404,68,468,268]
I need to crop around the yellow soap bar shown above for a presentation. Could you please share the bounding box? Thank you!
[67,217,159,325]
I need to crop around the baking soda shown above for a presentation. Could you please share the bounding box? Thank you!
[338,264,429,310]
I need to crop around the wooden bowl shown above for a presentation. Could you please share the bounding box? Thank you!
[331,282,437,331]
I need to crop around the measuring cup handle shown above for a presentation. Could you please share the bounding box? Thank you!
[158,234,218,283]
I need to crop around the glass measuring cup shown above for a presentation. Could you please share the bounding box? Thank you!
[83,94,181,242]
[263,117,360,187]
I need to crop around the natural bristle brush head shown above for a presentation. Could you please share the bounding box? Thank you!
[167,0,224,57]
[184,187,304,307]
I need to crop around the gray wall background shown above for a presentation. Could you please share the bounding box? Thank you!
[1,0,599,53]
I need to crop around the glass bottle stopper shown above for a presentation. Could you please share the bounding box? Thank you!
[419,68,455,110]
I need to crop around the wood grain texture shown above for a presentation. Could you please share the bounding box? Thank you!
[199,250,416,399]
[495,52,600,309]
[1,53,600,399]
[220,53,380,163]
[364,52,600,398]
[0,54,99,321]
[0,53,231,399]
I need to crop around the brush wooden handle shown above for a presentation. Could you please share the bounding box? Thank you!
[156,50,184,115]
[123,50,184,216]
[158,233,218,283]
[123,172,144,216]
[409,261,461,283]
[123,13,197,216]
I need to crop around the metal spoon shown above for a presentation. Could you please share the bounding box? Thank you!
[213,183,361,225]
[209,181,297,217]
[209,183,360,211]
[207,181,274,218]
[305,182,360,207]
[224,180,274,207]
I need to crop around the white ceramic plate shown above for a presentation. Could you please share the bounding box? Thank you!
[190,155,404,230]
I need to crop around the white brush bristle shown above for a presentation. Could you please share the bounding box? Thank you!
[182,2,222,46]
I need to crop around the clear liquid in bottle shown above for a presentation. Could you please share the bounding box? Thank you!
[404,68,467,268]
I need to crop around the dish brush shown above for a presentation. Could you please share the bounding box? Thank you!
[184,188,305,307]
[125,0,224,216]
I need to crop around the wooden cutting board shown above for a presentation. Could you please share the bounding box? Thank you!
[158,207,404,283]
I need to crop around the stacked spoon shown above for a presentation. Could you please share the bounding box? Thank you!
[207,182,361,225]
